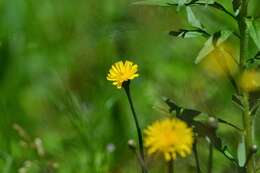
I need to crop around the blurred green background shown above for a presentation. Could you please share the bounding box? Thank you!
[0,0,260,172]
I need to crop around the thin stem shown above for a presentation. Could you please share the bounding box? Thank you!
[193,2,236,20]
[218,147,239,166]
[167,2,236,19]
[168,159,174,173]
[207,143,213,173]
[193,141,201,173]
[123,81,147,173]
[217,118,243,132]
[128,143,148,172]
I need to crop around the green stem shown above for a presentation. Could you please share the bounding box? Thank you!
[207,143,213,173]
[238,0,249,69]
[237,0,256,172]
[168,159,174,173]
[123,81,147,173]
[242,93,255,173]
[193,141,201,173]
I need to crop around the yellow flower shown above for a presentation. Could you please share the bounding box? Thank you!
[106,60,139,89]
[144,118,194,161]
[200,44,238,78]
[239,70,260,92]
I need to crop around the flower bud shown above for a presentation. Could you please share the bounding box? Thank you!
[208,117,218,129]
[128,139,136,150]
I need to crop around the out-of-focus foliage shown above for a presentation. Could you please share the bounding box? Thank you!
[0,0,260,172]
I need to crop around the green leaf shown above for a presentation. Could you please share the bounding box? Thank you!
[184,31,204,38]
[246,18,260,50]
[197,0,215,4]
[169,29,208,38]
[217,30,232,44]
[237,138,246,167]
[232,94,244,110]
[195,36,214,64]
[186,6,203,28]
[232,0,241,16]
[176,0,190,6]
[195,30,232,64]
[246,51,260,68]
[164,98,237,165]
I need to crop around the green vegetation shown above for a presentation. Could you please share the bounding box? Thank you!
[0,0,260,172]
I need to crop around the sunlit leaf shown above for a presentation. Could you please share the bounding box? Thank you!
[246,18,260,50]
[195,30,232,64]
[186,6,203,28]
[169,29,208,38]
[197,0,214,3]
[176,0,191,6]
[232,0,241,16]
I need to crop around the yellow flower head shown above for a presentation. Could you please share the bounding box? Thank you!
[239,70,260,92]
[144,118,193,161]
[200,44,238,78]
[106,60,139,89]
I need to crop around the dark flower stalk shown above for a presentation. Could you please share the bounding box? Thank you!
[193,141,201,173]
[123,81,147,173]
[168,159,174,173]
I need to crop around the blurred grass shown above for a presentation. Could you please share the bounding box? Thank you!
[0,0,260,172]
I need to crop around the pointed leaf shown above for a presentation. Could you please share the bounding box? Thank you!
[246,18,260,50]
[186,6,203,28]
[197,0,215,4]
[175,0,191,7]
[169,29,206,38]
[232,0,241,16]
[195,30,232,64]
[232,94,243,110]
[195,36,214,64]
[184,31,204,38]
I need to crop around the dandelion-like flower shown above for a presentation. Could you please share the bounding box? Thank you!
[239,70,260,92]
[106,60,139,89]
[144,118,193,161]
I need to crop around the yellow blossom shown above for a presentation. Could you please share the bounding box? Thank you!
[239,70,260,92]
[200,44,238,78]
[106,60,139,89]
[144,118,193,161]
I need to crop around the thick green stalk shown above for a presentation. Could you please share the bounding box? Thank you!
[242,94,255,173]
[237,0,256,172]
[238,0,249,69]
